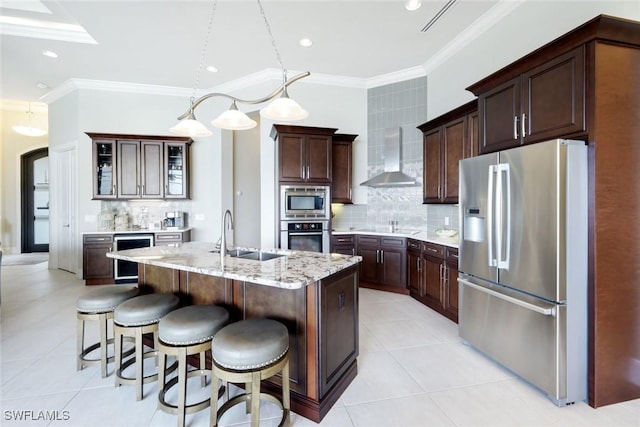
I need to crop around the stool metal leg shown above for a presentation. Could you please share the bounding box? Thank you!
[135,325,144,401]
[77,316,85,371]
[210,368,219,427]
[114,325,123,388]
[282,360,290,426]
[250,372,260,427]
[177,347,187,427]
[99,313,109,378]
[200,351,207,388]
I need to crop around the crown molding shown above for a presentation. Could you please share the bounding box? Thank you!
[364,66,428,89]
[0,17,97,44]
[421,0,526,74]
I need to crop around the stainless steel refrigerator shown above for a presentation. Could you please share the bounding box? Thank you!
[458,139,587,406]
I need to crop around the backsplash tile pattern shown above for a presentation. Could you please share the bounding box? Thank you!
[333,76,460,233]
[99,200,192,230]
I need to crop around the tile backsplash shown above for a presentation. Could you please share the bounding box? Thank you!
[99,200,192,230]
[332,76,460,233]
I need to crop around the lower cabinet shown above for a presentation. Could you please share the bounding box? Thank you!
[407,239,459,322]
[83,234,114,285]
[357,235,407,293]
[83,230,191,285]
[330,234,356,256]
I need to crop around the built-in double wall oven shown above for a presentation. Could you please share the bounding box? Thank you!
[279,185,330,253]
[113,234,154,283]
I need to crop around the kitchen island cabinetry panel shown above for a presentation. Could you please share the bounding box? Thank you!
[124,246,361,424]
[272,125,337,185]
[357,235,407,294]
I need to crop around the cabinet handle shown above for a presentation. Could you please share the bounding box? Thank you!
[417,258,421,271]
[426,247,439,253]
[380,250,384,264]
[165,184,168,194]
[513,115,519,140]
[137,184,140,195]
[376,249,380,263]
[521,113,527,138]
[338,292,346,311]
[112,184,116,195]
[352,248,355,256]
[141,184,145,195]
[307,165,310,179]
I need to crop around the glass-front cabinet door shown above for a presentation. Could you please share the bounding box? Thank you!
[164,142,189,198]
[93,139,117,199]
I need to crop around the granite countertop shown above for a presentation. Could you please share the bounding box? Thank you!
[83,228,192,235]
[332,228,459,248]
[107,241,362,290]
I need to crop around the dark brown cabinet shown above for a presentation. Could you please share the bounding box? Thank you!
[154,230,191,246]
[418,100,478,204]
[83,234,114,285]
[407,240,459,322]
[272,125,337,185]
[331,134,357,203]
[473,46,585,154]
[356,235,407,293]
[88,133,191,200]
[330,234,355,256]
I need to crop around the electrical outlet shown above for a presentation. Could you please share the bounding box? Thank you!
[444,216,450,226]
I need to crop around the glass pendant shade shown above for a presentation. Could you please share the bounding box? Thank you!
[260,89,309,122]
[12,125,47,137]
[212,102,257,130]
[13,108,47,137]
[169,116,213,137]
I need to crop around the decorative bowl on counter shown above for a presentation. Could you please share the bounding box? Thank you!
[435,228,458,237]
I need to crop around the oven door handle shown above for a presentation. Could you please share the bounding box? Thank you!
[288,231,324,236]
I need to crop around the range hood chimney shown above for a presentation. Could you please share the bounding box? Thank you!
[360,127,418,188]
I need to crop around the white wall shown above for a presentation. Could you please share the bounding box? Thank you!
[45,79,367,273]
[426,0,640,119]
[0,104,48,254]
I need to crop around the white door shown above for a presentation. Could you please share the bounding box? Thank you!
[53,148,77,273]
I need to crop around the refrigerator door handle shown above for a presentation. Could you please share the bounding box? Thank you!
[497,163,511,270]
[458,277,557,317]
[487,166,497,267]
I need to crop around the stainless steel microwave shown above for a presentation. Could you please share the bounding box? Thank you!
[280,185,330,219]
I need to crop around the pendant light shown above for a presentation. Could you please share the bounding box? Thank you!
[170,0,310,136]
[12,103,47,137]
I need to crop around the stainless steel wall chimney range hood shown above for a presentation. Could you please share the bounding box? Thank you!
[360,127,418,188]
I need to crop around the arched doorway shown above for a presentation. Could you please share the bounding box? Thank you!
[21,147,49,253]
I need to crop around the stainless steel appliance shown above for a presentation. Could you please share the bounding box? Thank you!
[458,139,587,406]
[280,185,330,219]
[164,211,185,229]
[280,221,330,253]
[113,234,154,283]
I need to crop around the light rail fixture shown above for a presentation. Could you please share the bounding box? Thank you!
[170,0,310,136]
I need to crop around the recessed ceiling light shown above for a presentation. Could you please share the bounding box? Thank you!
[206,65,218,73]
[42,50,58,58]
[299,38,313,47]
[405,0,422,11]
[36,82,49,89]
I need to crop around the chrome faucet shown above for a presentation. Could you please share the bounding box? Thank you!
[220,209,234,259]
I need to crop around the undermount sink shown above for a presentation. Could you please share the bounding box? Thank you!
[228,250,284,261]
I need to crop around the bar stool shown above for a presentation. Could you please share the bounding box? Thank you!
[210,318,290,427]
[114,293,180,400]
[157,305,229,427]
[76,285,139,377]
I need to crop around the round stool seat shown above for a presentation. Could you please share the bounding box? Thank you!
[115,293,180,327]
[159,305,229,345]
[212,318,289,370]
[77,286,139,313]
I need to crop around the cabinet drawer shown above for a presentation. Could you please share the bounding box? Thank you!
[380,237,405,248]
[422,242,444,258]
[331,235,355,245]
[446,247,459,264]
[357,235,380,246]
[83,234,113,244]
[407,239,421,251]
[155,233,183,243]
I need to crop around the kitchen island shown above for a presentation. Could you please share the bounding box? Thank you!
[107,242,361,422]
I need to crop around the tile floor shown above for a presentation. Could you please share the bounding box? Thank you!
[1,261,639,426]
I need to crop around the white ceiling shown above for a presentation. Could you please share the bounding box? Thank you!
[0,0,510,104]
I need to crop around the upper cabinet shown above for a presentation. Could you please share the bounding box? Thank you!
[470,46,585,154]
[87,133,191,200]
[418,100,478,204]
[272,125,337,185]
[331,133,357,204]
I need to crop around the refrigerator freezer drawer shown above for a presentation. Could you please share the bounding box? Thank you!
[458,277,585,406]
